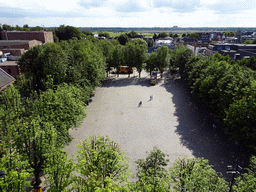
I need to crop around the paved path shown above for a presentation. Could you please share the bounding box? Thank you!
[65,69,249,183]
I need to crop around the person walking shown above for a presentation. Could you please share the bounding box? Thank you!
[138,101,142,107]
[150,95,153,100]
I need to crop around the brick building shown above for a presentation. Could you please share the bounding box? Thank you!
[2,49,25,56]
[0,40,42,50]
[0,61,20,79]
[1,31,54,43]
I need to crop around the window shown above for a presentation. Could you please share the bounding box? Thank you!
[7,68,11,74]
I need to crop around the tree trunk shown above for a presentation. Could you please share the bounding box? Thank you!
[33,170,42,187]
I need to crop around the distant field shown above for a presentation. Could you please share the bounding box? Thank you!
[92,30,225,38]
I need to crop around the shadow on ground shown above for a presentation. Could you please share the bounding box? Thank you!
[161,73,250,183]
[102,75,153,88]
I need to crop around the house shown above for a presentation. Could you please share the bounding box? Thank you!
[200,34,210,43]
[143,37,154,45]
[1,31,54,44]
[205,43,256,60]
[0,61,20,78]
[0,68,16,91]
[0,40,42,51]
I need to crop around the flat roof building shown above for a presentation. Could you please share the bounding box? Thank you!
[1,31,54,44]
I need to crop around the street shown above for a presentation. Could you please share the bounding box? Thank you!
[65,69,249,183]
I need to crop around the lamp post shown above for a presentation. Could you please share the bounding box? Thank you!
[227,165,243,192]
[0,170,5,192]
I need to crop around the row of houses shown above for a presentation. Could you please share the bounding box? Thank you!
[192,43,256,61]
[181,31,256,44]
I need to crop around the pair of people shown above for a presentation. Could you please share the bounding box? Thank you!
[138,96,153,107]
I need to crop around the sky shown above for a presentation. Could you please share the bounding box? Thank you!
[1,0,256,28]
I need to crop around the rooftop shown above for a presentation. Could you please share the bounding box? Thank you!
[0,68,15,91]
[0,61,18,66]
[0,40,34,46]
[2,31,48,33]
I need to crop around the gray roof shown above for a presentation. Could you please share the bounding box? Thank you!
[0,61,18,66]
[0,40,32,46]
[0,68,15,91]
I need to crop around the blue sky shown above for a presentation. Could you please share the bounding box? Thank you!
[1,0,256,27]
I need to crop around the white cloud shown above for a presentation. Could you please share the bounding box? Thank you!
[207,0,256,14]
[152,0,201,13]
[0,0,256,27]
[77,0,107,8]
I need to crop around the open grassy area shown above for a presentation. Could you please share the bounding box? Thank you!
[92,30,226,38]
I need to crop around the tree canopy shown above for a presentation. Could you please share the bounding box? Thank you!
[55,25,85,41]
[118,33,129,45]
[189,33,200,38]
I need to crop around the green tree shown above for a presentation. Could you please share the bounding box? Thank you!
[189,33,199,39]
[233,155,256,191]
[69,40,106,88]
[243,40,252,44]
[31,83,87,146]
[55,25,85,41]
[237,56,256,70]
[110,44,124,77]
[23,24,29,28]
[98,31,110,37]
[124,42,136,77]
[134,147,170,191]
[153,33,157,41]
[172,45,193,78]
[74,135,131,191]
[158,32,168,38]
[224,84,256,150]
[30,26,43,31]
[0,84,87,187]
[132,41,147,78]
[18,42,69,92]
[224,31,236,37]
[2,24,13,31]
[131,38,147,47]
[82,31,94,36]
[145,52,157,75]
[118,34,129,45]
[126,31,139,38]
[252,39,256,44]
[173,33,179,38]
[14,25,21,31]
[169,157,228,191]
[0,138,32,191]
[148,41,153,47]
[99,39,114,77]
[44,149,75,192]
[0,87,57,186]
[111,39,120,46]
[182,33,187,37]
[156,46,170,78]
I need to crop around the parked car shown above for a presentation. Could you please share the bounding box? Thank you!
[150,78,157,85]
[119,66,133,74]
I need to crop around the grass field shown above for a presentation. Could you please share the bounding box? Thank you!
[92,30,225,38]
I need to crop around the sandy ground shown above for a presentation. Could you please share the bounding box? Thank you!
[65,69,249,183]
